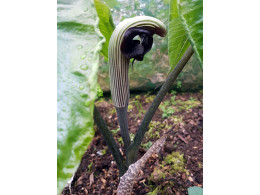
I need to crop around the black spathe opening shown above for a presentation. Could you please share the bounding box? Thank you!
[120,27,153,62]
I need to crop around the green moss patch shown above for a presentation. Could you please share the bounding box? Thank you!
[150,151,188,182]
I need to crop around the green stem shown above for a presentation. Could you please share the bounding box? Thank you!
[93,105,128,176]
[116,106,131,150]
[126,46,194,165]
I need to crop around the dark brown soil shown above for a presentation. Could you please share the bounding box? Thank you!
[62,92,203,195]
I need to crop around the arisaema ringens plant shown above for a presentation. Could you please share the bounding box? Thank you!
[58,0,202,193]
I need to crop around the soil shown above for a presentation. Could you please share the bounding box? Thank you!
[62,92,203,195]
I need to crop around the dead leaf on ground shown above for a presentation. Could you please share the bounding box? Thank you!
[177,133,188,144]
[101,177,106,184]
[188,176,194,182]
[84,188,88,195]
[89,172,94,186]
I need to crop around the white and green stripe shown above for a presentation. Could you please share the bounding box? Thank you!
[109,16,167,108]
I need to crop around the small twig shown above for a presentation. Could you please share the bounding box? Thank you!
[177,133,188,144]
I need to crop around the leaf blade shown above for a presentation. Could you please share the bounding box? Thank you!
[178,0,203,68]
[94,0,115,60]
[57,0,105,193]
[188,186,203,195]
[168,0,190,72]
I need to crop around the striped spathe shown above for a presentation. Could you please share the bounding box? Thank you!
[109,16,167,108]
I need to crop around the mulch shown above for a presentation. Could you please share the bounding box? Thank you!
[62,92,203,195]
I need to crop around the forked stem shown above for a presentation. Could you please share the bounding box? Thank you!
[93,106,128,176]
[126,46,194,165]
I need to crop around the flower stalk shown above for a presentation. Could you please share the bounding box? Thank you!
[109,16,167,152]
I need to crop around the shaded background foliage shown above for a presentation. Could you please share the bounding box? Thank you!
[97,0,202,93]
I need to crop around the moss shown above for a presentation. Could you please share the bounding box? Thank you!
[134,101,145,114]
[135,95,142,101]
[173,115,184,125]
[146,121,165,139]
[109,107,116,115]
[141,141,153,149]
[160,181,175,194]
[175,97,201,112]
[145,95,155,103]
[151,167,167,180]
[129,99,145,117]
[150,151,188,182]
[163,151,186,173]
[159,95,201,119]
[159,103,175,118]
[95,97,105,104]
[128,104,134,111]
[148,179,176,194]
[147,187,158,195]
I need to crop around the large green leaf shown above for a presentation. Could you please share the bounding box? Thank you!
[178,0,203,68]
[188,186,203,195]
[168,0,190,72]
[94,0,115,61]
[57,0,105,193]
